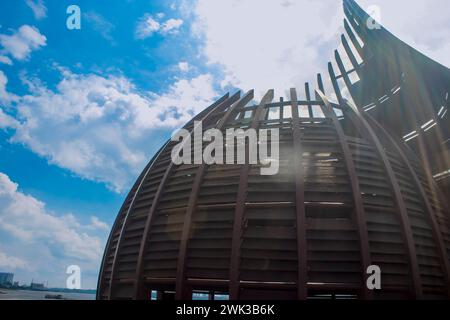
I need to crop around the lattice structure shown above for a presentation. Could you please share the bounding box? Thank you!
[97,0,450,300]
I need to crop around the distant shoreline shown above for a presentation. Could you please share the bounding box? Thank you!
[0,287,96,295]
[0,288,96,300]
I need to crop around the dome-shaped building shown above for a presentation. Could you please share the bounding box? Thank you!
[97,0,450,300]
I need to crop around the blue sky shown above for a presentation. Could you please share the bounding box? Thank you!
[0,0,449,290]
[0,0,210,289]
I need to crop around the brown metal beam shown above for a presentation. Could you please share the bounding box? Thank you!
[341,98,424,299]
[97,144,165,299]
[315,74,326,101]
[364,111,450,298]
[317,73,325,93]
[328,62,344,104]
[410,133,450,219]
[305,83,313,118]
[132,93,231,300]
[315,89,373,300]
[335,50,355,97]
[106,141,170,299]
[341,34,361,77]
[344,19,364,59]
[174,91,248,300]
[290,88,308,300]
[344,1,370,45]
[229,89,274,300]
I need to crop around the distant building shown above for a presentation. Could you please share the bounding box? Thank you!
[0,273,14,286]
[30,282,45,290]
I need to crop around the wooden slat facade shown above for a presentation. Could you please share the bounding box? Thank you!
[97,0,450,300]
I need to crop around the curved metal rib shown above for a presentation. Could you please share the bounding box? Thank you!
[364,110,450,298]
[290,88,308,299]
[342,99,423,299]
[316,89,373,300]
[132,93,231,299]
[174,91,244,299]
[229,89,274,300]
[107,141,169,299]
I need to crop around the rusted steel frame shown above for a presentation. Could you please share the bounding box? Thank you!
[341,34,361,77]
[174,91,245,300]
[315,89,372,300]
[341,99,424,299]
[97,144,166,299]
[107,140,170,299]
[365,112,450,298]
[290,88,308,300]
[132,93,231,300]
[229,89,274,300]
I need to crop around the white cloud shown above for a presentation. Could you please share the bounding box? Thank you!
[88,216,109,231]
[191,0,343,97]
[135,14,184,39]
[178,61,190,72]
[0,109,18,129]
[161,18,184,34]
[147,73,217,126]
[135,15,161,39]
[0,172,106,262]
[26,0,47,20]
[0,25,46,61]
[1,69,217,192]
[0,172,108,287]
[0,249,28,270]
[0,70,9,101]
[0,55,12,65]
[355,0,450,68]
[0,70,18,104]
[190,0,450,98]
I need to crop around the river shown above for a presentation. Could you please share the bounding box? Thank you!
[0,289,95,300]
